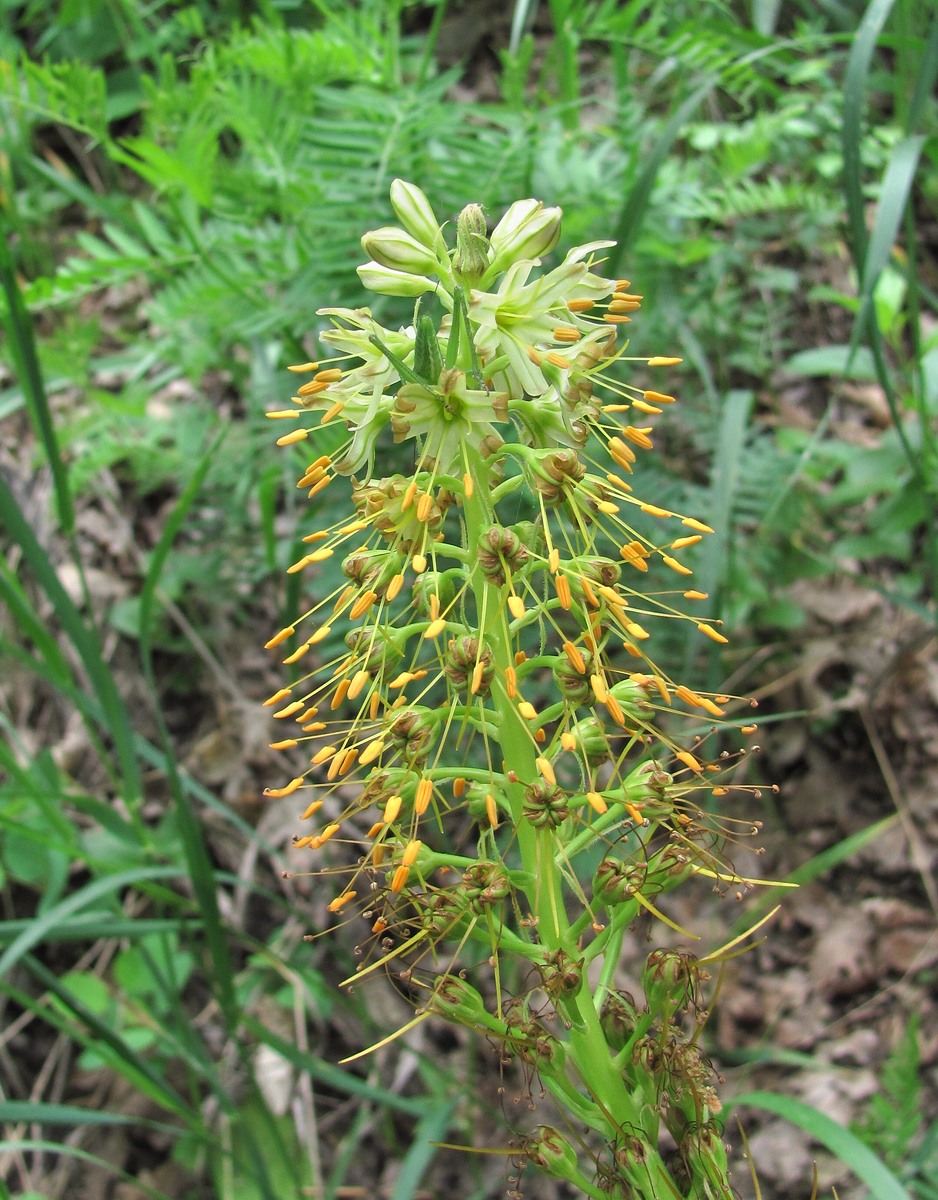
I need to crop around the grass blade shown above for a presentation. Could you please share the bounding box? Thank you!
[731,1090,915,1200]
[136,429,239,1029]
[0,474,143,806]
[0,865,178,978]
[842,0,897,272]
[0,233,74,534]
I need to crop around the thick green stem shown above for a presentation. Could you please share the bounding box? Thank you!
[460,444,677,1198]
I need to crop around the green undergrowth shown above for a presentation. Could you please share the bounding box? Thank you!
[1,0,936,1196]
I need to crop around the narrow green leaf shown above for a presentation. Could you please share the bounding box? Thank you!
[0,225,73,533]
[731,1091,915,1200]
[0,866,178,978]
[391,1100,457,1200]
[136,430,239,1029]
[842,0,897,273]
[0,475,143,805]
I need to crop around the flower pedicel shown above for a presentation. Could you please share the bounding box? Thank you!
[263,181,780,1199]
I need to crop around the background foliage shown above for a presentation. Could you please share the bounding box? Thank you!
[1,1,936,1197]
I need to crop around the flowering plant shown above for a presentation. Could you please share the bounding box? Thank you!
[263,182,776,1198]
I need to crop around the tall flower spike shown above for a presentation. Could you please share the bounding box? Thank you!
[265,183,778,1200]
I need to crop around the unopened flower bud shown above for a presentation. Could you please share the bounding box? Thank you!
[357,261,437,297]
[453,203,489,284]
[487,199,562,275]
[389,179,446,254]
[361,226,441,275]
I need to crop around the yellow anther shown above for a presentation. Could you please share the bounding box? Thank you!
[671,535,702,550]
[590,674,608,704]
[347,669,370,700]
[647,356,682,367]
[414,779,433,814]
[652,675,671,704]
[561,731,576,751]
[504,666,518,698]
[296,378,330,396]
[300,799,324,819]
[307,475,332,497]
[263,687,292,706]
[518,700,538,721]
[508,594,525,619]
[580,576,599,608]
[276,428,309,446]
[320,401,345,425]
[697,623,728,644]
[674,750,702,772]
[470,661,486,694]
[682,517,714,533]
[331,678,350,708]
[311,822,341,848]
[311,745,337,765]
[545,351,571,369]
[402,839,422,867]
[624,621,649,640]
[349,590,378,620]
[282,642,311,665]
[386,572,404,601]
[548,547,560,572]
[562,641,587,674]
[555,573,571,610]
[623,425,653,450]
[263,777,304,798]
[662,555,692,576]
[485,793,498,827]
[390,865,410,893]
[424,617,447,638]
[640,503,671,518]
[327,891,357,912]
[384,794,402,823]
[308,624,332,644]
[607,437,635,471]
[273,700,305,719]
[536,757,556,786]
[288,361,319,373]
[359,739,386,765]
[412,553,427,574]
[586,791,608,814]
[269,739,298,751]
[265,627,295,651]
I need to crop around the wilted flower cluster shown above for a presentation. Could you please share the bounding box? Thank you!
[263,182,774,1200]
